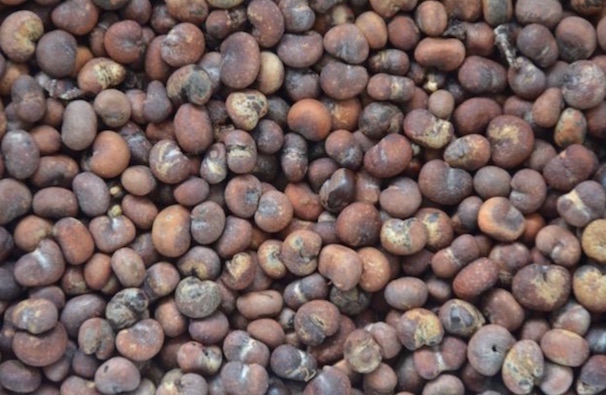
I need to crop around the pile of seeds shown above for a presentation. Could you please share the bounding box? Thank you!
[1,0,606,394]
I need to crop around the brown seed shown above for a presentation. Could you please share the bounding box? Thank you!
[320,61,369,100]
[177,341,223,376]
[397,308,444,351]
[0,178,31,225]
[541,329,589,367]
[532,87,564,128]
[277,32,323,68]
[380,217,427,256]
[562,60,606,110]
[582,219,606,264]
[88,131,131,179]
[535,225,581,268]
[152,204,190,258]
[77,57,126,94]
[221,251,258,291]
[482,288,525,332]
[384,277,428,311]
[278,229,322,277]
[357,247,391,293]
[458,55,507,94]
[12,322,68,367]
[224,129,258,174]
[0,11,43,63]
[486,115,534,169]
[444,134,490,171]
[539,362,573,395]
[1,129,40,180]
[11,298,58,335]
[418,159,473,206]
[555,16,597,63]
[543,144,599,192]
[253,190,293,233]
[269,344,317,382]
[61,100,97,151]
[287,98,331,142]
[294,300,340,347]
[221,361,269,395]
[94,356,141,395]
[343,328,382,374]
[335,202,381,248]
[438,299,485,338]
[215,215,253,259]
[166,64,213,106]
[161,22,205,67]
[404,109,454,149]
[221,32,261,89]
[363,133,412,179]
[573,264,606,313]
[478,197,525,242]
[577,355,606,395]
[0,360,42,393]
[323,23,369,64]
[512,264,571,312]
[175,277,221,319]
[115,319,164,362]
[414,38,466,72]
[501,340,544,395]
[515,0,562,29]
[453,258,499,300]
[318,244,362,291]
[14,238,65,287]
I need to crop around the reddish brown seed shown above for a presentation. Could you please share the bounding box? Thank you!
[541,329,589,367]
[152,204,191,258]
[287,98,331,142]
[335,202,381,248]
[482,288,525,332]
[12,323,68,367]
[478,197,525,242]
[414,38,466,72]
[318,244,363,291]
[115,319,164,362]
[161,22,205,67]
[452,258,499,300]
[357,247,391,293]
